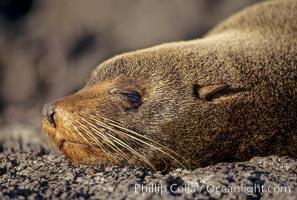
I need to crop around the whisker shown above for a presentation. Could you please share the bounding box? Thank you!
[78,113,156,168]
[71,118,128,163]
[73,115,127,159]
[71,109,189,169]
[73,113,148,166]
[87,114,188,168]
[74,120,108,153]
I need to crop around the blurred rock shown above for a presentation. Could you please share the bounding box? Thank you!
[0,0,34,22]
[0,0,261,125]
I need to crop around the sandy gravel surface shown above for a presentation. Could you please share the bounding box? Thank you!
[1,127,296,200]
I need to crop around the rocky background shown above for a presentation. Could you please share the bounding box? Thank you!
[1,0,296,199]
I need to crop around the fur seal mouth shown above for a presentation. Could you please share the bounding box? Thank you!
[59,139,66,150]
[60,140,100,152]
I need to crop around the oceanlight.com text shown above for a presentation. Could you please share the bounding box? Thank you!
[132,181,291,196]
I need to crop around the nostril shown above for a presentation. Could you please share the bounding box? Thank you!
[42,103,57,128]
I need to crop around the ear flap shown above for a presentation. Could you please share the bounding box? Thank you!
[194,84,229,101]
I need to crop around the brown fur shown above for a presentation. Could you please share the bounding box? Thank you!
[43,0,297,171]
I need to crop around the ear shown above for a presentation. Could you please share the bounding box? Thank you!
[193,84,229,101]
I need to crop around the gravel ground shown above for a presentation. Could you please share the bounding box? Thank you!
[0,126,297,200]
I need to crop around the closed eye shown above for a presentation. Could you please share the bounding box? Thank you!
[118,91,142,103]
[110,89,143,110]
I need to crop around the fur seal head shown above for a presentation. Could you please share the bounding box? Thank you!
[42,0,297,171]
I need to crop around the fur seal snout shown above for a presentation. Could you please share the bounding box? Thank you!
[42,0,297,171]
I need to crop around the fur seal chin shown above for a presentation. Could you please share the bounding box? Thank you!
[42,0,297,171]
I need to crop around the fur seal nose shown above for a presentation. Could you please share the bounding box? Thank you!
[42,103,57,128]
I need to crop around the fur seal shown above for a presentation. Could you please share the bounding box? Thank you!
[42,0,297,171]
